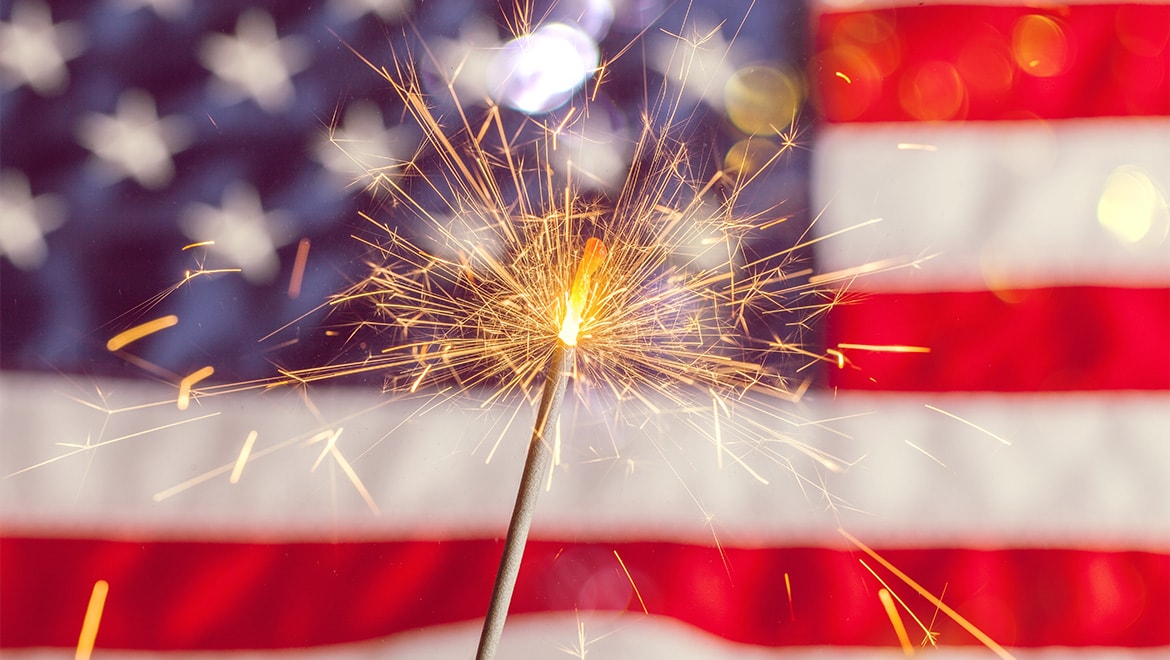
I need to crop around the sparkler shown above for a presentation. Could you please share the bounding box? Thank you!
[298,7,861,655]
[476,236,605,658]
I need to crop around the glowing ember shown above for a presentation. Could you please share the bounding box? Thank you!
[558,237,608,346]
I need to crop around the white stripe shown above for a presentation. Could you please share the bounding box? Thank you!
[3,373,1167,548]
[4,614,1167,659]
[812,119,1170,291]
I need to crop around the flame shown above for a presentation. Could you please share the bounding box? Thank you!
[558,237,607,346]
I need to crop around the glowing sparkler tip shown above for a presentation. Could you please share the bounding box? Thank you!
[558,237,608,346]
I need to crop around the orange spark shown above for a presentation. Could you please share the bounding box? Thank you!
[288,237,311,299]
[181,240,215,251]
[784,572,795,621]
[925,404,1011,445]
[826,348,845,369]
[837,343,931,353]
[558,237,608,346]
[879,588,915,656]
[75,579,109,660]
[106,315,179,351]
[839,529,1015,659]
[835,71,852,83]
[229,430,259,484]
[614,550,648,614]
[176,366,214,411]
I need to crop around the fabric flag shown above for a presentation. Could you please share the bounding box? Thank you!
[1,0,1168,658]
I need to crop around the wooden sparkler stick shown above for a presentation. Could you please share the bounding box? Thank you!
[476,343,574,660]
[477,237,605,659]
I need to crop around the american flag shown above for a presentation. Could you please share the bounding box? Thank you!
[1,0,1167,657]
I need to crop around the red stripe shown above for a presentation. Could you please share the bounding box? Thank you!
[812,4,1170,122]
[2,535,1166,650]
[826,286,1170,392]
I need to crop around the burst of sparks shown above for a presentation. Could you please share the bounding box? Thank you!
[260,12,878,491]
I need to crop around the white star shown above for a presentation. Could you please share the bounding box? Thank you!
[180,183,295,284]
[75,89,193,189]
[314,100,418,192]
[199,9,311,114]
[113,0,191,21]
[328,0,413,23]
[0,0,86,96]
[0,170,66,270]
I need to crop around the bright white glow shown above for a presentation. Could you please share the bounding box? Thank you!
[487,23,599,115]
[545,0,614,40]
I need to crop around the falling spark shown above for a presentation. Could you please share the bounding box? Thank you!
[75,579,109,660]
[288,237,311,299]
[310,427,344,472]
[835,71,852,83]
[924,404,1011,445]
[106,314,179,351]
[8,412,220,479]
[879,588,915,656]
[614,550,648,614]
[826,348,845,369]
[840,529,1015,659]
[905,440,947,468]
[176,365,214,410]
[181,240,215,251]
[229,430,259,484]
[784,572,795,621]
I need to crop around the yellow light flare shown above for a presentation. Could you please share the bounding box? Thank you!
[1011,14,1068,78]
[558,237,608,346]
[924,404,1011,445]
[181,240,215,251]
[840,529,1016,659]
[75,579,109,660]
[176,366,214,411]
[835,71,852,84]
[106,315,179,351]
[837,343,931,353]
[613,550,648,614]
[229,430,259,484]
[879,588,915,656]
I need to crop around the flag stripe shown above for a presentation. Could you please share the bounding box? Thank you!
[2,535,1167,650]
[3,375,1168,548]
[811,119,1170,291]
[812,4,1170,122]
[825,286,1170,391]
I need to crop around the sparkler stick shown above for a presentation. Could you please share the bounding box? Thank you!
[477,238,606,660]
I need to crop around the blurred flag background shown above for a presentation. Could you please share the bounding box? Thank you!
[1,0,1167,657]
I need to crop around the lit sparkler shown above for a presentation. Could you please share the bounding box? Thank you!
[288,7,861,656]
